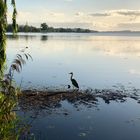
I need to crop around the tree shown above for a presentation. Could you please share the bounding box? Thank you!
[0,0,17,76]
[41,23,48,32]
[24,22,29,32]
[0,0,17,36]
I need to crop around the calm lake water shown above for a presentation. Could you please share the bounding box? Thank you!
[6,33,140,140]
[18,98,140,140]
[6,32,140,89]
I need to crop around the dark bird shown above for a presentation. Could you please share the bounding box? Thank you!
[68,85,71,89]
[69,72,79,89]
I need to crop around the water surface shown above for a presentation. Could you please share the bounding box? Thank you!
[18,97,140,140]
[6,33,140,89]
[6,33,140,140]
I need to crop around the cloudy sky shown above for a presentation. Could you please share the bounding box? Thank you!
[7,0,140,31]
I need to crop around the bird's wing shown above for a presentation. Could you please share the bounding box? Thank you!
[72,79,79,88]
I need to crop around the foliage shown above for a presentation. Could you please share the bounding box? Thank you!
[0,0,17,77]
[11,0,18,34]
[0,1,34,139]
[0,52,33,140]
[41,23,48,32]
[0,0,17,36]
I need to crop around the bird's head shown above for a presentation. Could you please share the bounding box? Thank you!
[69,72,73,75]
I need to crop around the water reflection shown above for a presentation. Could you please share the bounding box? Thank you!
[41,35,48,41]
[7,34,37,41]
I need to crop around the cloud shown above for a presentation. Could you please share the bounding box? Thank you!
[115,10,140,16]
[75,9,140,30]
[88,10,140,18]
[49,12,65,17]
[89,13,111,17]
[75,12,84,16]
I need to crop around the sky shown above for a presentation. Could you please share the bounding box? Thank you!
[7,0,140,31]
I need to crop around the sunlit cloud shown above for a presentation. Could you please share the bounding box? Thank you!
[91,9,140,17]
[114,9,140,16]
[89,13,111,17]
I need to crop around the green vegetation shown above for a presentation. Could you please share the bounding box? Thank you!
[0,0,17,74]
[0,1,34,139]
[0,52,33,140]
[41,23,49,32]
[7,23,98,33]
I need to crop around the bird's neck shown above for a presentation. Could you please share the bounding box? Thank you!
[70,74,73,80]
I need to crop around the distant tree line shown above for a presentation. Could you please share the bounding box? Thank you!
[6,23,97,33]
[7,24,40,32]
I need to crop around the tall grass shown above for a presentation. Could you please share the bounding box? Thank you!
[0,52,33,140]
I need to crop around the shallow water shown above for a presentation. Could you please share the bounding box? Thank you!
[6,32,140,89]
[18,98,140,140]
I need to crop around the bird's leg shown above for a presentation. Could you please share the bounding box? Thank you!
[72,85,75,92]
[76,88,79,92]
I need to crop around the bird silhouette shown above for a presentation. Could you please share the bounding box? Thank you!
[68,85,71,89]
[69,72,79,89]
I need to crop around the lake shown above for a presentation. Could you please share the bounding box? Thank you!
[6,32,140,140]
[6,32,140,90]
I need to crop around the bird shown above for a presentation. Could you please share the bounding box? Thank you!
[68,85,71,89]
[69,72,79,89]
[20,46,28,52]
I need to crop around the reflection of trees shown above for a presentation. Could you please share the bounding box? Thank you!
[41,35,48,41]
